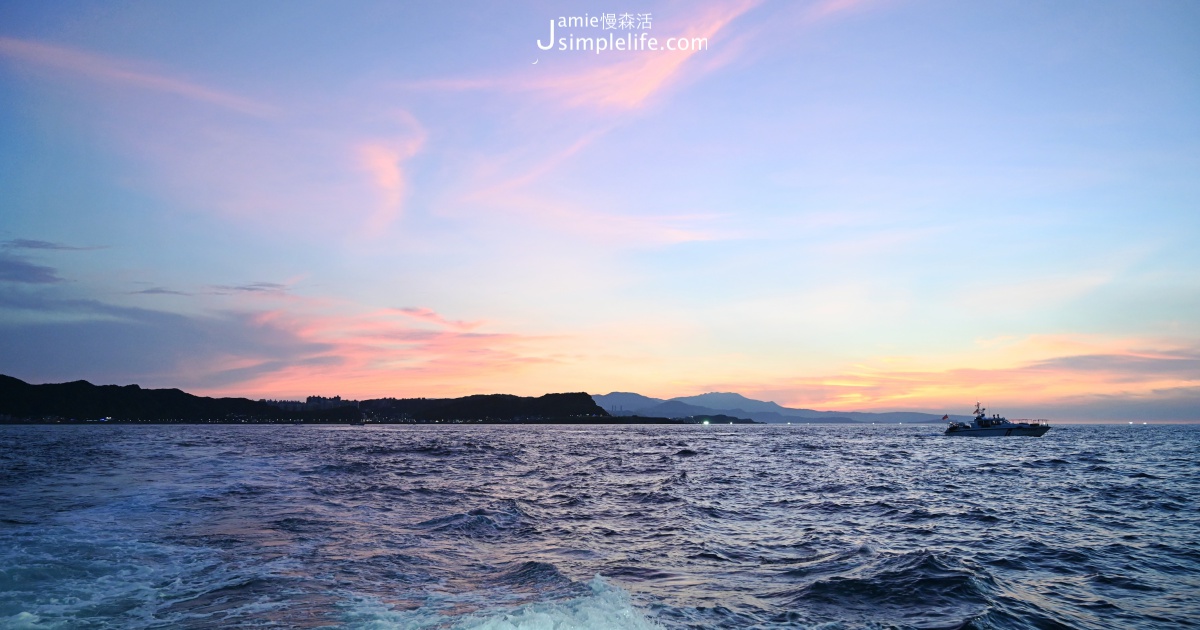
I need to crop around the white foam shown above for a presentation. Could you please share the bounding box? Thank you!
[2,612,57,630]
[342,576,663,630]
[459,577,661,630]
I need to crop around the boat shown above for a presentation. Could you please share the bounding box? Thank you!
[944,403,1050,437]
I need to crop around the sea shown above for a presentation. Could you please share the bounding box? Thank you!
[0,423,1196,629]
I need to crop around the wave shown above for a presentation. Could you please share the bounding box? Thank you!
[4,423,1197,629]
[0,523,301,629]
[415,500,531,541]
[772,549,994,627]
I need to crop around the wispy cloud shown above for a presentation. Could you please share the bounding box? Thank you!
[403,0,877,112]
[0,38,429,235]
[0,255,63,284]
[393,307,482,331]
[1028,351,1200,379]
[357,112,426,232]
[0,37,275,116]
[116,112,430,233]
[411,3,764,246]
[130,286,191,296]
[484,126,615,193]
[0,291,332,389]
[208,282,289,295]
[2,239,103,251]
[454,120,733,246]
[213,305,563,398]
[0,286,561,398]
[1,38,418,235]
[14,50,429,235]
[698,338,1200,419]
[537,1,760,110]
[402,0,760,111]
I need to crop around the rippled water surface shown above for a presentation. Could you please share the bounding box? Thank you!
[1,424,1197,629]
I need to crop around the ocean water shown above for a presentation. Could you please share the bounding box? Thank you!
[0,424,1196,629]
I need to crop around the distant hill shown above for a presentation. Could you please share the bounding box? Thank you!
[362,393,606,421]
[0,374,953,425]
[592,392,666,414]
[0,374,297,422]
[0,375,607,424]
[592,390,957,424]
[669,392,800,414]
[638,400,719,417]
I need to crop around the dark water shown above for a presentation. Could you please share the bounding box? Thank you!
[1,424,1196,629]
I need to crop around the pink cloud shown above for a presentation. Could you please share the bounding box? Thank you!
[359,145,405,204]
[127,116,427,233]
[401,0,760,111]
[533,1,757,110]
[0,37,274,116]
[398,0,881,113]
[0,38,429,236]
[396,2,767,245]
[392,307,482,331]
[211,305,562,399]
[453,123,736,246]
[695,340,1200,414]
[356,111,426,232]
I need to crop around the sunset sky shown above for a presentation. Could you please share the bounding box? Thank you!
[1,1,1197,420]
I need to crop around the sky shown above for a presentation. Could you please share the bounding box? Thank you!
[0,0,1197,421]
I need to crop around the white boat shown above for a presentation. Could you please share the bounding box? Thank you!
[945,403,1050,437]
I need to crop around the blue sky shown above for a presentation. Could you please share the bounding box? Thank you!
[1,0,1197,420]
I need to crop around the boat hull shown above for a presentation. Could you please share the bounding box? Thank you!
[945,425,1049,437]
